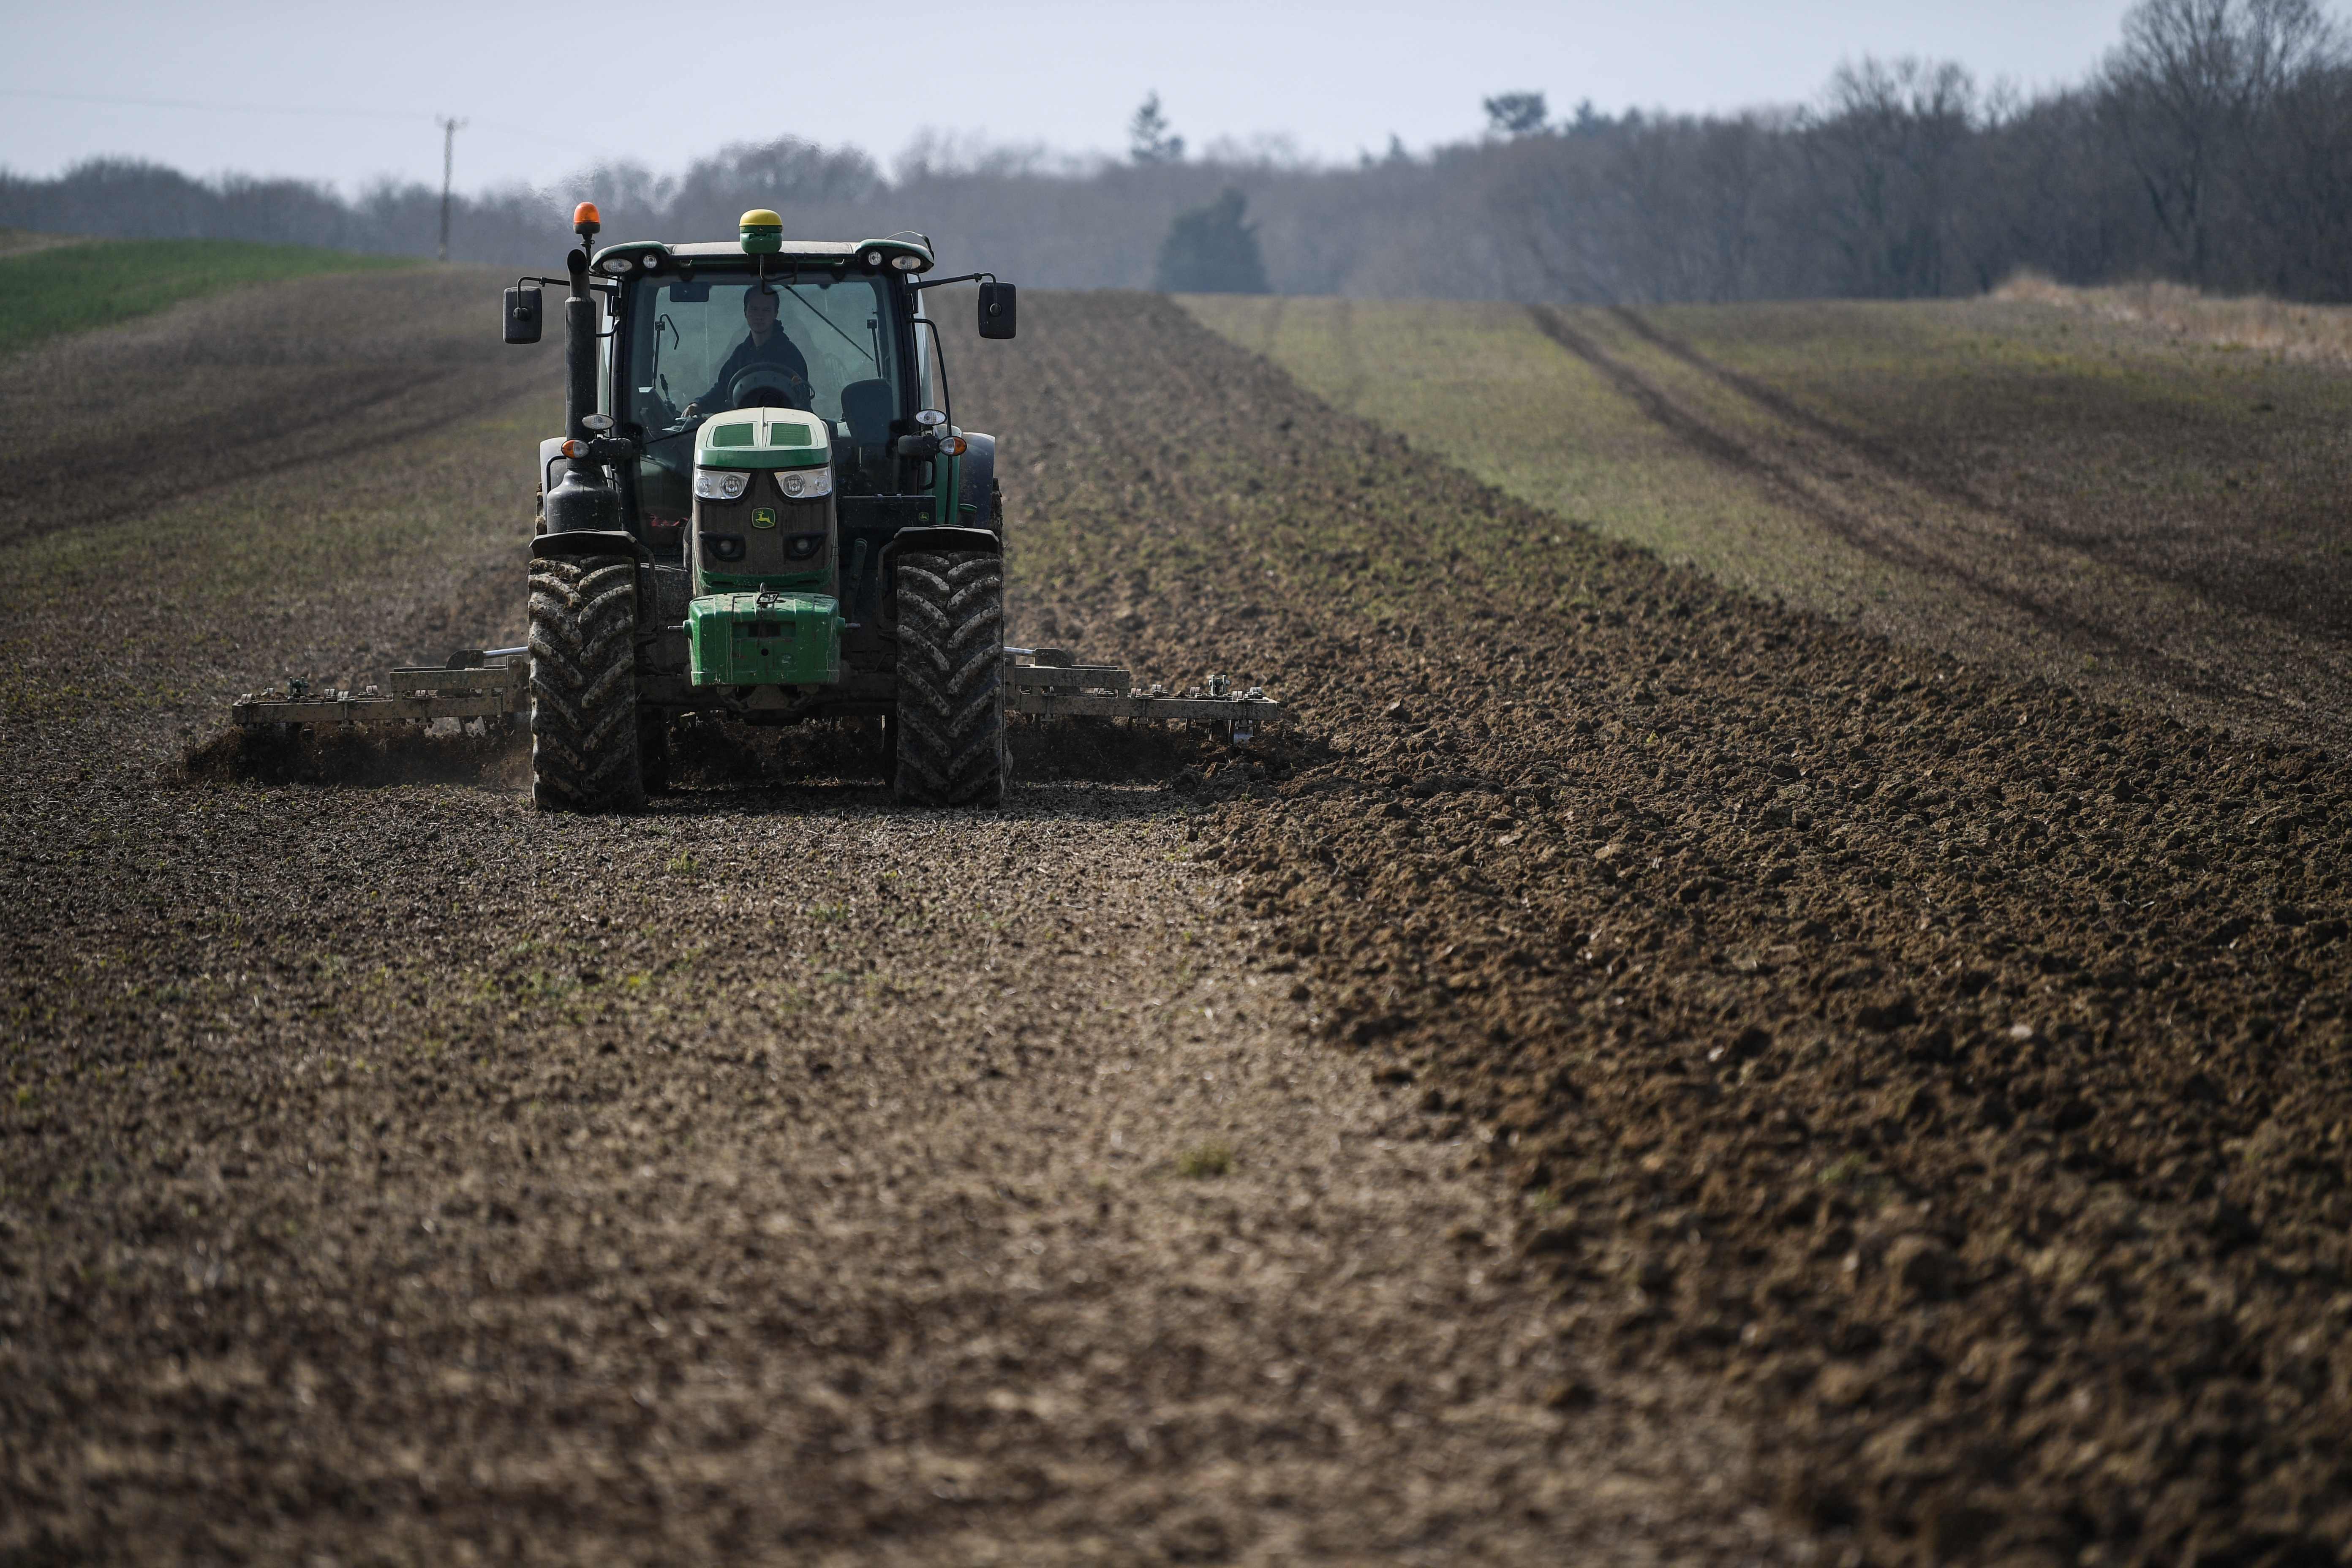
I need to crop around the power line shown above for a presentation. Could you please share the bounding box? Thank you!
[0,87,431,122]
[0,87,573,149]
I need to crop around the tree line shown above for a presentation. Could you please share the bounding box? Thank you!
[6,0,2349,304]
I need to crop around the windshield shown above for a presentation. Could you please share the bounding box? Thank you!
[623,272,903,435]
[623,271,906,532]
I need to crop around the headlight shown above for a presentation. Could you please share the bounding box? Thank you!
[694,470,749,501]
[776,466,833,500]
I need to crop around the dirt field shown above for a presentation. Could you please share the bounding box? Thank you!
[1,274,1793,1565]
[7,275,2352,1567]
[1149,295,2352,1563]
[1190,295,2352,754]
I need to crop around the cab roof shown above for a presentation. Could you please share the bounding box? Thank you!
[588,236,936,277]
[666,240,864,260]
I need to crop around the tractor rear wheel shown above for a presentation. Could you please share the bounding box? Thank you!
[528,553,646,813]
[893,550,1007,806]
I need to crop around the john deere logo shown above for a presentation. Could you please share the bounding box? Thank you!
[751,506,777,530]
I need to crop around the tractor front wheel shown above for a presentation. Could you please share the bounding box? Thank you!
[528,553,646,812]
[893,550,1007,806]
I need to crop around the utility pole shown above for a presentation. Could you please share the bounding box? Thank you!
[436,116,467,263]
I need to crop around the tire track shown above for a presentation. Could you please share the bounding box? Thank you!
[1606,305,2029,530]
[1328,296,1369,414]
[1612,304,2352,643]
[1527,302,2277,714]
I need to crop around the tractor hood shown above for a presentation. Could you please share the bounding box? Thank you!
[694,408,833,471]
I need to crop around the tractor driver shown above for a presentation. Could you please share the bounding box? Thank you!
[683,286,812,416]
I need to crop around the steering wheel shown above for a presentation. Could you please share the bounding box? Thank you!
[728,363,811,411]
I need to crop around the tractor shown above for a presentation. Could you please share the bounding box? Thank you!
[230,203,1282,799]
[510,202,1019,811]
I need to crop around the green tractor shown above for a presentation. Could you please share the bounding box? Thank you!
[512,202,1020,811]
[231,203,1282,798]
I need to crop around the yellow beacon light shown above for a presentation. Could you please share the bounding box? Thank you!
[739,208,784,255]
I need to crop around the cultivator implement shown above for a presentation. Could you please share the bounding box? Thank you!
[229,650,529,730]
[231,647,1284,741]
[1002,649,1284,742]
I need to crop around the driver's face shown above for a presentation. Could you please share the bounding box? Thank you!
[744,290,779,334]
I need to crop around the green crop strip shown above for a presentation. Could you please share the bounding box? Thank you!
[0,237,418,357]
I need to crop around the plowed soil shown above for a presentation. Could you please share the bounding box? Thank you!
[993,297,2352,1566]
[0,266,544,552]
[7,278,2352,1567]
[2,279,1791,1564]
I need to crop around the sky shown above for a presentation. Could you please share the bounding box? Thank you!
[2,0,2139,196]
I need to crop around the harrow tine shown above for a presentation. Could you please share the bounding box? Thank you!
[998,649,1286,732]
[232,650,529,729]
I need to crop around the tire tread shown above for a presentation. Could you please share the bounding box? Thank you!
[529,554,645,812]
[894,550,1006,806]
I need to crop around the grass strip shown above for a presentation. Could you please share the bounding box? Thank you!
[0,237,417,357]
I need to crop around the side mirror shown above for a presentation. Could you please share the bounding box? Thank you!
[504,286,543,345]
[977,280,1017,340]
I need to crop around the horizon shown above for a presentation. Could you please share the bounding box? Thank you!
[3,0,2140,199]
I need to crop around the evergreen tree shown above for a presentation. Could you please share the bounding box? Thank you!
[1129,93,1186,166]
[1153,187,1269,293]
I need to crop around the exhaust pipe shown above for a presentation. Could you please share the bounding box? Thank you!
[545,202,623,535]
[564,202,600,443]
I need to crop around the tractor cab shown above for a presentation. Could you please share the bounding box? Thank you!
[564,216,1013,560]
[616,242,922,544]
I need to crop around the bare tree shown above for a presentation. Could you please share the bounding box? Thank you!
[1485,132,1622,301]
[1684,117,1774,302]
[2100,0,2343,285]
[2238,58,2352,295]
[1805,58,1980,298]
